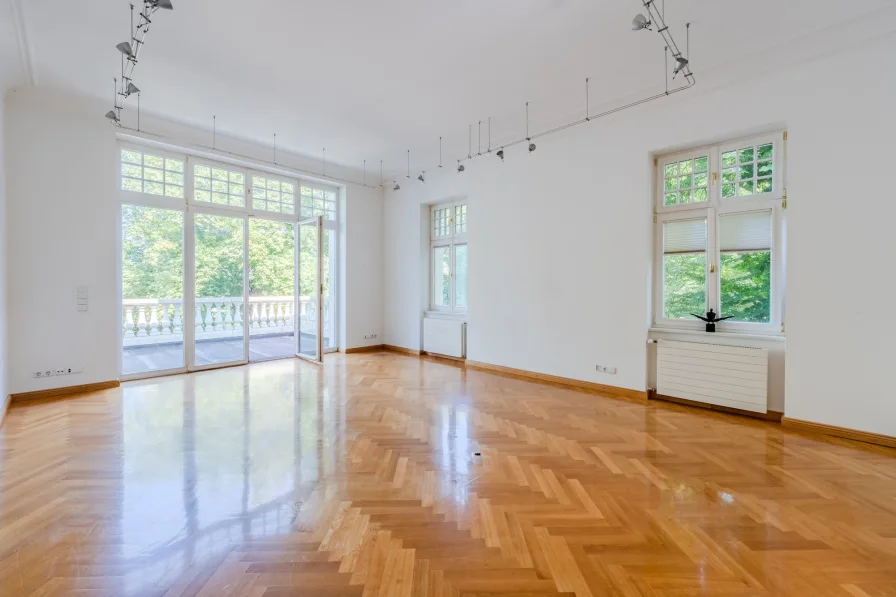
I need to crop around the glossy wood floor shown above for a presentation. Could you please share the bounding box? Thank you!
[2,353,896,597]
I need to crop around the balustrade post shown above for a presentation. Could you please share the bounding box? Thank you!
[124,305,135,339]
[173,303,183,336]
[233,299,243,332]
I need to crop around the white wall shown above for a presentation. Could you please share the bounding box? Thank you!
[384,30,896,436]
[0,92,8,410]
[343,183,383,349]
[4,86,383,394]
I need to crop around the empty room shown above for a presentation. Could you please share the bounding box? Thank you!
[1,0,896,595]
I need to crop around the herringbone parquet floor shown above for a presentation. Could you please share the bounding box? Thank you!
[2,353,896,597]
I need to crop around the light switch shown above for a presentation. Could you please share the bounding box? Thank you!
[77,286,88,312]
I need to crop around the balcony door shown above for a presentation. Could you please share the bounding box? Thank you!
[297,216,323,363]
[190,210,248,368]
[248,219,296,362]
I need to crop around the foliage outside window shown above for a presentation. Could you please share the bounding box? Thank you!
[120,148,338,311]
[655,133,784,332]
[431,201,468,312]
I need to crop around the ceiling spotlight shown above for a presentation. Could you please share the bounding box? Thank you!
[632,14,652,31]
[528,142,536,153]
[152,0,175,9]
[418,173,425,183]
[457,161,465,173]
[393,181,400,191]
[105,110,119,123]
[125,82,140,96]
[116,41,134,57]
[497,149,504,161]
[673,56,689,77]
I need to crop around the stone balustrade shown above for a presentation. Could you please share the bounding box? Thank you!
[123,296,328,346]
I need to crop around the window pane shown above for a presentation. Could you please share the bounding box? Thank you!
[454,245,467,309]
[664,254,706,319]
[720,252,771,323]
[432,246,450,308]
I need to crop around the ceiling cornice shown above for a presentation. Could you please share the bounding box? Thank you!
[10,0,35,86]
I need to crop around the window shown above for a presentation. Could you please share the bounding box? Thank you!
[654,132,785,333]
[719,211,772,323]
[193,163,245,207]
[662,218,707,319]
[300,184,337,220]
[251,174,296,215]
[121,149,185,198]
[430,201,467,312]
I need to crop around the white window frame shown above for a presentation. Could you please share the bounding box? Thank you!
[117,139,345,375]
[430,201,468,313]
[247,169,299,221]
[119,143,188,209]
[188,158,249,213]
[653,131,786,335]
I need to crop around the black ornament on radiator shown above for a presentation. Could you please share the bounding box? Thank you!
[691,309,734,332]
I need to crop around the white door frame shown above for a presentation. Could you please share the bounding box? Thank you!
[296,216,323,364]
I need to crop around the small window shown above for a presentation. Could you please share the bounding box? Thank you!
[663,155,709,206]
[300,185,337,220]
[121,149,185,199]
[430,201,468,311]
[251,174,295,215]
[662,218,707,319]
[193,164,245,207]
[719,211,772,323]
[721,142,774,199]
[432,206,452,238]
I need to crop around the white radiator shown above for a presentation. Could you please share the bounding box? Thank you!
[656,339,768,413]
[423,318,466,358]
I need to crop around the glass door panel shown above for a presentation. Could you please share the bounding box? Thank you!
[248,219,296,362]
[297,217,322,362]
[193,213,247,366]
[322,228,337,351]
[121,205,185,376]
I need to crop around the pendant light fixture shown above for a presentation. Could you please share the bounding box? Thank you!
[393,180,401,191]
[631,13,651,30]
[106,1,174,121]
[496,149,504,161]
[457,160,465,173]
[418,172,426,183]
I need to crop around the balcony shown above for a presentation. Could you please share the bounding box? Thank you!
[122,296,330,374]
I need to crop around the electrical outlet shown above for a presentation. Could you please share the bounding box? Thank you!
[34,370,54,378]
[363,334,378,340]
[595,365,617,375]
[56,368,67,376]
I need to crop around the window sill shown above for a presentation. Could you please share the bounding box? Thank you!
[649,327,785,343]
[425,310,467,322]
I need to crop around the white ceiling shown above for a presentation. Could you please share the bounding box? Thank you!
[6,0,894,175]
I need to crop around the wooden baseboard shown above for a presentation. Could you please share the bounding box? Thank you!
[465,360,647,402]
[344,345,385,354]
[782,417,896,449]
[11,381,121,404]
[0,394,9,428]
[421,351,465,362]
[650,392,783,422]
[382,344,421,356]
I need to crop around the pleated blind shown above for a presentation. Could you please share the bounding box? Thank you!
[663,218,706,254]
[719,211,771,252]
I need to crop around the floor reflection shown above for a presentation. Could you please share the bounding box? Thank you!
[119,359,325,590]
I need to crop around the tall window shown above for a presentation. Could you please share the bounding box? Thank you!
[654,132,785,333]
[431,202,467,311]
